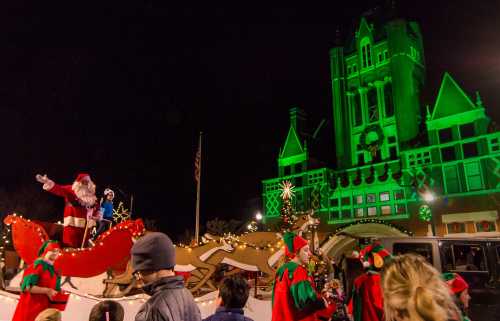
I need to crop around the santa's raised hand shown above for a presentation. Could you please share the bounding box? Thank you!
[36,174,49,184]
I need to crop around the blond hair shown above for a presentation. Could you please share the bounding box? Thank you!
[381,254,460,321]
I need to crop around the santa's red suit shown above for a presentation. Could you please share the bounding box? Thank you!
[37,173,101,248]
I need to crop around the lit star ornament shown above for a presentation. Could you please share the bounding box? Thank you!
[280,181,295,200]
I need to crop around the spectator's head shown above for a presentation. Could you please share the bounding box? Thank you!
[217,275,250,309]
[35,308,61,321]
[443,272,471,310]
[88,300,124,321]
[382,254,460,321]
[131,232,176,285]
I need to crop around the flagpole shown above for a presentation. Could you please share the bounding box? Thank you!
[195,131,203,244]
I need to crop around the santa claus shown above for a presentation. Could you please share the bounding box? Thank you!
[36,173,101,248]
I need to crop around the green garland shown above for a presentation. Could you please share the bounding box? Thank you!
[359,124,385,152]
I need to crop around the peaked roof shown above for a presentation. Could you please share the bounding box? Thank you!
[357,17,373,40]
[280,125,304,159]
[431,73,477,120]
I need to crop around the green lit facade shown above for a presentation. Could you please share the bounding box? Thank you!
[262,17,500,236]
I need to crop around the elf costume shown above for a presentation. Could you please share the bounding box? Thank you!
[443,272,471,321]
[348,241,391,321]
[12,241,62,321]
[271,232,334,321]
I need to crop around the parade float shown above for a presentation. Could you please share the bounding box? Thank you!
[0,179,331,321]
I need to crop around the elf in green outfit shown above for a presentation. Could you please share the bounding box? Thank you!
[12,240,63,321]
[271,232,335,321]
[347,241,392,321]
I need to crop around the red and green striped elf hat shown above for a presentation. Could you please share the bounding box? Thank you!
[358,241,392,270]
[283,232,309,258]
[37,240,61,258]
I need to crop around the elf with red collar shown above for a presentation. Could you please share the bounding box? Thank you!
[12,241,64,321]
[443,272,472,321]
[348,241,391,321]
[271,232,334,321]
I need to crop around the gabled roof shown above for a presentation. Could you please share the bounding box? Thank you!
[357,17,373,41]
[431,73,477,120]
[280,125,304,159]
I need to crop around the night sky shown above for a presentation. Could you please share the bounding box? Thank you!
[1,1,499,240]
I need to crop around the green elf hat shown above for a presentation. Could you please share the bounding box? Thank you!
[358,241,392,269]
[37,240,61,257]
[283,232,308,258]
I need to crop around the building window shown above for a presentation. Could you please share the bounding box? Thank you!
[352,64,357,73]
[367,88,379,122]
[381,205,391,215]
[446,222,466,234]
[361,38,372,69]
[463,142,478,158]
[367,193,376,203]
[352,93,363,127]
[439,128,453,143]
[394,189,404,200]
[355,208,364,217]
[341,197,350,206]
[395,204,406,214]
[460,123,475,139]
[380,192,390,202]
[441,146,456,162]
[357,153,365,165]
[389,146,398,160]
[384,83,394,117]
[367,207,377,216]
[388,136,396,144]
[444,165,461,193]
[354,195,363,205]
[329,198,339,207]
[475,221,496,232]
[341,209,351,220]
[464,161,483,191]
[384,50,389,60]
[283,166,291,176]
[378,53,383,63]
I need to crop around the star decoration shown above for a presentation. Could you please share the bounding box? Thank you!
[280,180,295,200]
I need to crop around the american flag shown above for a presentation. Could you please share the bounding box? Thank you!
[194,143,201,183]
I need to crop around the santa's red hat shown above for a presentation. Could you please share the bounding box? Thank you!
[443,272,468,294]
[75,173,90,182]
[283,232,308,258]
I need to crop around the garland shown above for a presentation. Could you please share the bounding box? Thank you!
[332,218,413,237]
[359,124,385,152]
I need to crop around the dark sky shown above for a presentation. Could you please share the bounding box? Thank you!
[1,1,499,240]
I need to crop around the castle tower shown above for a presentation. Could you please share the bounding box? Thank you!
[330,17,425,169]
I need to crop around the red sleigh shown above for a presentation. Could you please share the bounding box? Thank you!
[3,214,145,278]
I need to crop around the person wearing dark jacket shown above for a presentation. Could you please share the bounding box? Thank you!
[203,275,254,321]
[131,232,201,321]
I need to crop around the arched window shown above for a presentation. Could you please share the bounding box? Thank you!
[360,37,372,69]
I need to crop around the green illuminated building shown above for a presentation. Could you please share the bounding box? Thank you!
[262,17,500,237]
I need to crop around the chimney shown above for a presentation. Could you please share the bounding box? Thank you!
[289,107,307,135]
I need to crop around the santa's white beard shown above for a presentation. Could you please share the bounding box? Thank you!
[72,181,97,207]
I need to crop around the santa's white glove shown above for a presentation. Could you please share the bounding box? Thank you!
[36,174,49,184]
